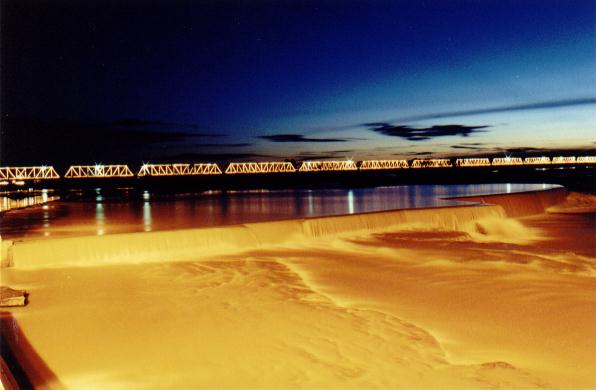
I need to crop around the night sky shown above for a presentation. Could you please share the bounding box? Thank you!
[1,0,595,167]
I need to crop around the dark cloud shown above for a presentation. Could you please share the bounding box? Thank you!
[325,150,355,154]
[442,146,596,159]
[167,152,279,163]
[294,155,344,161]
[368,123,489,141]
[0,117,223,165]
[389,97,596,122]
[292,150,353,161]
[397,151,434,156]
[495,147,596,156]
[258,134,348,143]
[451,145,489,150]
[197,143,252,148]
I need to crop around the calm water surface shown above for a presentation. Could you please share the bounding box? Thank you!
[0,184,558,239]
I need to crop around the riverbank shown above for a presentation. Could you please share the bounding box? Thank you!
[1,188,594,389]
[0,190,59,213]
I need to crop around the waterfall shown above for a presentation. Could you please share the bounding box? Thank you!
[3,188,567,269]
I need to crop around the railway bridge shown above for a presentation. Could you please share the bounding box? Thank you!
[0,156,594,185]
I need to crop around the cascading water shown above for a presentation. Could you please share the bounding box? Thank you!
[2,187,567,269]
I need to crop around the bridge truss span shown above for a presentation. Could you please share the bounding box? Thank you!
[0,166,60,181]
[552,156,577,164]
[359,160,409,170]
[524,157,551,165]
[65,165,134,178]
[492,157,524,166]
[411,159,453,168]
[576,156,596,164]
[225,162,296,174]
[299,160,358,172]
[138,163,222,177]
[455,158,491,167]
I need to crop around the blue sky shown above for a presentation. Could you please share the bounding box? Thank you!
[1,0,594,164]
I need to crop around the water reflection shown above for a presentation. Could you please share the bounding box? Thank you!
[0,189,59,213]
[307,190,314,217]
[96,202,105,235]
[95,188,104,202]
[42,205,50,237]
[347,190,355,214]
[0,184,561,239]
[143,202,152,232]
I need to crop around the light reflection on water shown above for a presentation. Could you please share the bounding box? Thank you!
[0,183,559,239]
[143,201,152,232]
[96,203,105,235]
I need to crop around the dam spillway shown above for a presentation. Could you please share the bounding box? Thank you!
[1,184,561,240]
[1,185,567,269]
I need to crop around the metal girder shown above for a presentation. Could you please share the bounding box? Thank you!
[359,160,409,170]
[454,158,491,167]
[411,159,453,168]
[492,157,524,166]
[298,160,358,172]
[137,163,222,177]
[552,156,576,164]
[524,157,551,165]
[225,162,296,174]
[64,165,134,178]
[0,166,60,180]
[576,156,596,164]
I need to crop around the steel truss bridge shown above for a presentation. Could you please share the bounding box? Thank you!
[225,162,295,174]
[411,159,453,168]
[455,158,491,167]
[138,163,222,177]
[0,155,594,184]
[0,166,60,185]
[299,160,358,171]
[360,160,409,170]
[65,165,134,178]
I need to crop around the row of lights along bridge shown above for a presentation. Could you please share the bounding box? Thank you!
[0,156,594,184]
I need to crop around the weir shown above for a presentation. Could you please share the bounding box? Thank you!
[450,187,568,217]
[1,187,567,269]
